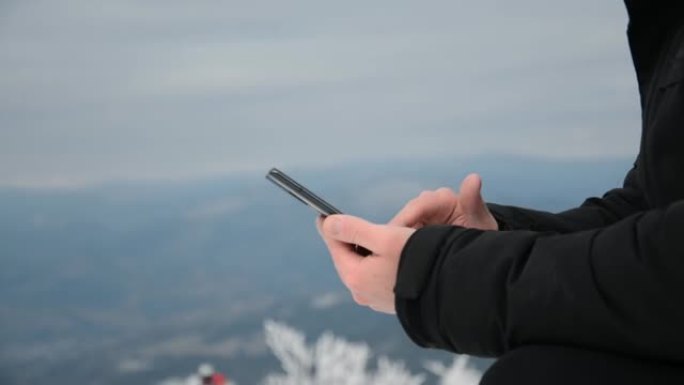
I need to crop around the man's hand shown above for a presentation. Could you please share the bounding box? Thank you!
[316,215,415,314]
[389,173,498,230]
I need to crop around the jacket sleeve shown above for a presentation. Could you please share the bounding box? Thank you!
[487,162,647,233]
[394,199,684,361]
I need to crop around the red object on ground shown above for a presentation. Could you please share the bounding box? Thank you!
[211,373,227,385]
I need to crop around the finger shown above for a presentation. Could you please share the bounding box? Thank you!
[322,214,387,252]
[352,292,370,306]
[459,173,498,229]
[320,233,363,285]
[388,191,439,227]
[370,304,395,315]
[459,173,487,217]
[388,204,419,227]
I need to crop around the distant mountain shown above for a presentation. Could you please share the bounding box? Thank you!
[0,156,632,384]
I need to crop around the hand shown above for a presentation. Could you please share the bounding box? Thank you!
[389,173,498,230]
[316,215,415,314]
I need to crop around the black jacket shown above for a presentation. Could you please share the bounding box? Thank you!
[394,1,684,362]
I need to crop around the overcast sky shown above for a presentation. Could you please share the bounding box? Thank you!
[0,0,640,187]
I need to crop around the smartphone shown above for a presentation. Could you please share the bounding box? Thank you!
[266,167,372,256]
[266,167,342,216]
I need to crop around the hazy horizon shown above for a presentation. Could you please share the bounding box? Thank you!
[1,0,641,188]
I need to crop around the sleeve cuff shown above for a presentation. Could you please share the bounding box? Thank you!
[487,203,517,230]
[394,224,512,355]
[394,225,472,349]
[394,225,454,299]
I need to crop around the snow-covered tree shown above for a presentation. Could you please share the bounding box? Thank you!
[370,357,425,385]
[262,320,480,385]
[424,356,481,385]
[263,320,314,385]
[312,331,370,385]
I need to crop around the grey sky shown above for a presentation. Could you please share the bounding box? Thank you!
[0,0,639,187]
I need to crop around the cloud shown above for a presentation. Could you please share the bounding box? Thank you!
[0,0,639,187]
[310,291,350,310]
[185,197,247,221]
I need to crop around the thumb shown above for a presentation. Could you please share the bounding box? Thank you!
[322,214,381,250]
[459,173,489,218]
